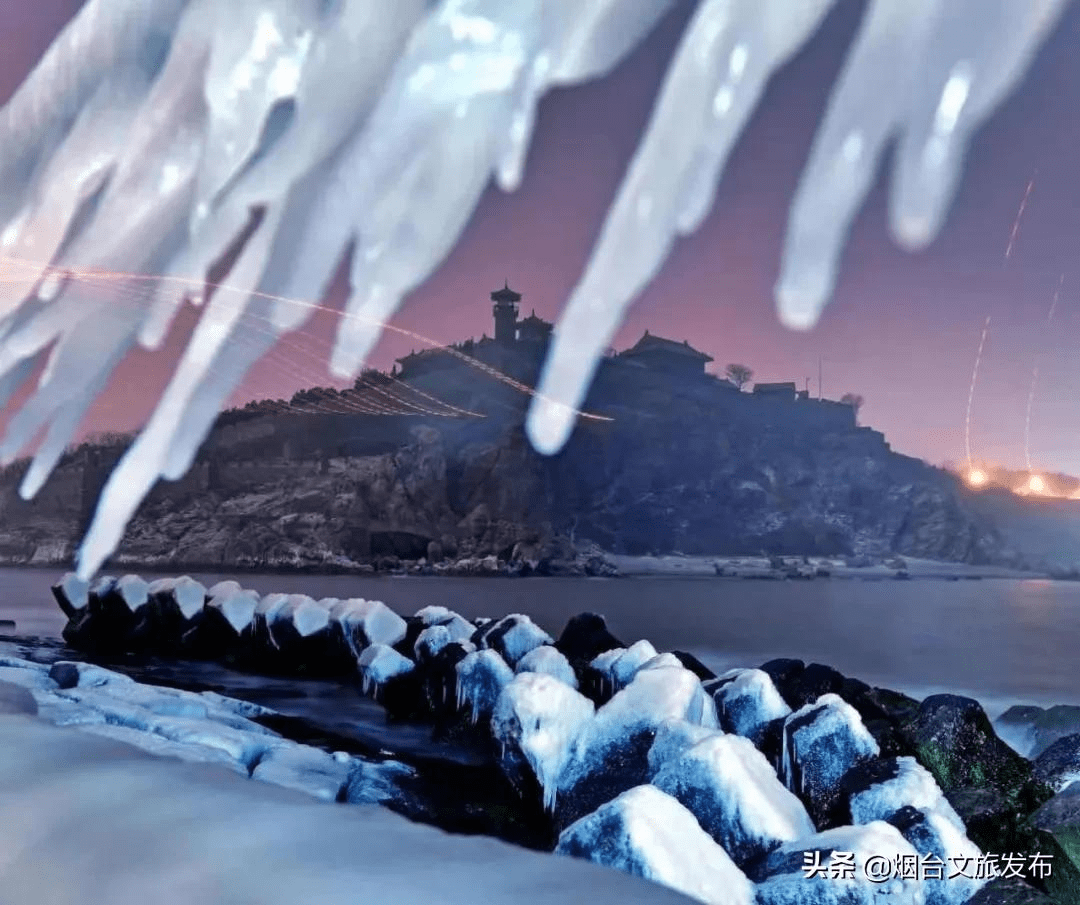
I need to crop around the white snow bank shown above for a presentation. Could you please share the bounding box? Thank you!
[77,721,249,776]
[556,785,756,905]
[491,673,594,811]
[251,745,354,802]
[0,716,694,905]
[653,733,815,866]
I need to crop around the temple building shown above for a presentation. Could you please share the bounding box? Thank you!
[617,330,714,376]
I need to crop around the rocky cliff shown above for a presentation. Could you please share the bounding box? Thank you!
[0,363,1025,572]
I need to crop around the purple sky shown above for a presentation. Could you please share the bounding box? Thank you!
[3,1,1080,472]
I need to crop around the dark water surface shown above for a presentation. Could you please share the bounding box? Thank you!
[2,567,1077,716]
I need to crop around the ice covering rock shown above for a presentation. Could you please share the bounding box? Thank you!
[708,668,792,744]
[557,665,717,827]
[887,805,988,905]
[339,599,408,651]
[455,649,514,725]
[753,821,923,904]
[205,588,260,635]
[357,644,416,696]
[653,733,815,866]
[414,624,455,662]
[845,755,965,832]
[0,0,1064,572]
[48,660,135,690]
[251,745,355,802]
[51,572,90,618]
[491,672,594,810]
[781,693,880,825]
[475,614,553,668]
[556,785,756,905]
[609,640,659,689]
[514,645,578,689]
[646,718,720,779]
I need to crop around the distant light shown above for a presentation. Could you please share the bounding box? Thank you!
[1029,474,1046,494]
[967,469,987,486]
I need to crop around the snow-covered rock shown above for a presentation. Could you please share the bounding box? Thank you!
[455,649,514,725]
[556,785,756,905]
[609,640,659,689]
[653,733,815,866]
[585,647,626,701]
[491,673,594,809]
[48,660,135,690]
[251,745,354,802]
[781,693,880,826]
[514,645,578,689]
[475,614,553,668]
[753,821,924,904]
[708,668,791,745]
[414,624,455,663]
[51,572,90,619]
[357,644,416,699]
[557,665,717,828]
[845,756,965,832]
[267,594,335,670]
[201,588,260,653]
[149,576,208,652]
[646,719,719,778]
[887,806,987,905]
[334,599,407,655]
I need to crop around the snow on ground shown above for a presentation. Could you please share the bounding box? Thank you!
[556,785,756,905]
[0,715,697,905]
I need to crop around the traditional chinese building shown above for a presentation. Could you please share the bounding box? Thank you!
[752,381,798,401]
[617,330,714,376]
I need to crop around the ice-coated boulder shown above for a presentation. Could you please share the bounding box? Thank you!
[556,785,756,905]
[653,733,815,867]
[782,693,880,826]
[752,821,923,904]
[886,806,987,905]
[844,756,964,832]
[197,588,260,657]
[554,612,625,675]
[422,640,477,722]
[583,647,626,703]
[247,592,292,668]
[474,614,553,668]
[88,573,151,648]
[267,594,336,672]
[334,599,407,656]
[707,668,792,745]
[51,572,90,619]
[995,703,1080,759]
[556,665,717,828]
[206,580,243,599]
[251,745,354,802]
[48,661,135,690]
[646,719,720,778]
[455,649,514,725]
[414,605,452,626]
[491,672,595,809]
[357,644,416,710]
[514,645,578,689]
[609,640,659,689]
[414,624,455,663]
[148,576,207,653]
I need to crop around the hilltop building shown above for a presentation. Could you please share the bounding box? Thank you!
[617,330,714,377]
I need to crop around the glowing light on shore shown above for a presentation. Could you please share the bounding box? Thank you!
[967,468,987,487]
[1028,474,1046,494]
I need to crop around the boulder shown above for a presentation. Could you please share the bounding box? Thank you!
[554,612,625,674]
[671,650,716,681]
[645,719,719,779]
[885,805,987,905]
[194,588,260,660]
[556,665,717,830]
[555,785,756,905]
[87,574,151,650]
[1032,734,1080,793]
[357,644,418,716]
[706,668,791,746]
[50,572,89,620]
[781,693,880,827]
[609,640,660,690]
[266,595,336,674]
[652,733,815,867]
[1028,781,1080,904]
[473,614,552,668]
[843,756,964,831]
[147,576,207,654]
[751,821,923,904]
[491,673,594,809]
[455,649,514,726]
[995,704,1080,759]
[514,645,578,689]
[966,877,1059,904]
[246,592,291,671]
[580,648,625,705]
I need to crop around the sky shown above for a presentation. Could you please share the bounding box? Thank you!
[2,1,1080,472]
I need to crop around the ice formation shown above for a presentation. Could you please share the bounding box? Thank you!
[709,668,791,743]
[0,0,1067,576]
[454,648,514,724]
[514,644,578,689]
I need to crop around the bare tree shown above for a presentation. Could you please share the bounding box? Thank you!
[725,363,753,389]
[840,393,865,422]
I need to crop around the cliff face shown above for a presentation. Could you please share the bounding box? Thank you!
[0,362,1018,571]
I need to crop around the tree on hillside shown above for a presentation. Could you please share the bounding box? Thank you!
[840,393,865,422]
[725,363,753,389]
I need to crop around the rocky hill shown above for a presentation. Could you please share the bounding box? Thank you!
[0,355,1029,573]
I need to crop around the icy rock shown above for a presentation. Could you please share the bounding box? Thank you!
[707,668,791,745]
[77,722,249,776]
[200,589,260,655]
[1033,734,1080,793]
[206,580,243,599]
[556,785,756,905]
[583,647,625,703]
[420,640,476,720]
[670,651,717,681]
[653,733,816,866]
[646,718,720,778]
[753,821,923,903]
[887,806,987,905]
[781,693,880,826]
[635,652,684,675]
[148,576,207,652]
[844,756,965,832]
[267,594,337,673]
[335,599,407,655]
[84,573,151,648]
[414,624,454,663]
[436,613,477,645]
[609,640,659,689]
[491,673,595,809]
[515,645,578,689]
[475,614,553,668]
[455,649,514,726]
[414,605,451,625]
[48,660,134,690]
[247,592,292,667]
[554,612,625,674]
[51,572,89,619]
[251,745,354,802]
[557,665,717,828]
[343,759,420,810]
[995,704,1080,759]
[357,644,417,714]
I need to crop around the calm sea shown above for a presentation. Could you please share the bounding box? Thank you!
[2,567,1077,718]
